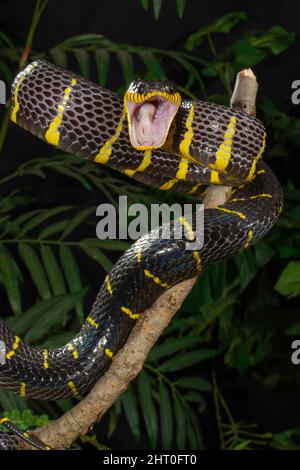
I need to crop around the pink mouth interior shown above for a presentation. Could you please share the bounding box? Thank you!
[126,96,178,149]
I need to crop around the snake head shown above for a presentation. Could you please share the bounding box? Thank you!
[124,79,181,151]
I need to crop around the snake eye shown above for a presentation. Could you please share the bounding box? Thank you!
[124,90,181,151]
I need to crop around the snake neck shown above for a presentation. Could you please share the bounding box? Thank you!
[163,99,266,184]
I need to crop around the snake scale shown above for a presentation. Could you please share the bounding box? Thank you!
[0,60,283,449]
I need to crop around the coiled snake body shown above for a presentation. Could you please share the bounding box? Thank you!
[0,61,283,449]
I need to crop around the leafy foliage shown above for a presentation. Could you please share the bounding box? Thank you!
[139,0,186,20]
[0,409,51,431]
[0,1,299,450]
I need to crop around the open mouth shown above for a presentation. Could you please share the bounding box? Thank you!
[124,94,181,150]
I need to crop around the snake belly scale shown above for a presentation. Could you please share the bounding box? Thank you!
[0,60,283,448]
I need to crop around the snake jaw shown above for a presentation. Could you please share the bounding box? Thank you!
[124,94,180,151]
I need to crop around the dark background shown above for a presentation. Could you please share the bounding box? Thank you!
[0,0,300,450]
[1,0,300,108]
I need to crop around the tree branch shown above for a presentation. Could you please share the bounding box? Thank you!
[30,68,258,450]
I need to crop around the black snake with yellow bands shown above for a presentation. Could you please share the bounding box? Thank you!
[0,61,283,449]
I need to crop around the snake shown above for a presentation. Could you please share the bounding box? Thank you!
[0,60,283,449]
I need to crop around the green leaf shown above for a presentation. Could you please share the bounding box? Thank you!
[275,261,300,298]
[0,390,28,413]
[251,26,295,55]
[284,320,300,336]
[51,165,92,190]
[183,391,206,412]
[50,47,68,68]
[80,434,109,450]
[233,440,253,450]
[137,51,166,79]
[108,401,122,438]
[40,245,66,296]
[116,50,134,85]
[187,408,203,449]
[19,206,72,236]
[173,396,186,449]
[55,398,75,413]
[210,262,226,298]
[271,428,300,450]
[0,245,21,314]
[0,31,14,48]
[3,409,51,431]
[183,271,212,312]
[187,421,197,449]
[78,238,129,251]
[0,191,32,214]
[175,377,211,392]
[148,336,204,362]
[152,0,162,19]
[27,168,46,179]
[290,203,300,221]
[58,33,105,49]
[159,349,217,373]
[13,209,41,227]
[138,371,158,447]
[7,292,86,341]
[39,220,69,239]
[168,51,205,94]
[234,250,259,291]
[95,49,110,86]
[140,0,149,10]
[61,208,94,240]
[121,387,141,442]
[260,96,290,129]
[176,0,186,18]
[80,242,113,272]
[254,240,275,266]
[74,49,90,78]
[227,336,267,373]
[18,243,51,300]
[159,381,173,449]
[186,11,247,50]
[23,291,86,342]
[0,58,13,82]
[40,331,75,348]
[59,245,84,322]
[233,39,266,67]
[278,245,299,259]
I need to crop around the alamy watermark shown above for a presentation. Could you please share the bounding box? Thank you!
[95,196,204,250]
[0,80,6,105]
[291,339,300,365]
[291,80,300,105]
[0,340,6,365]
